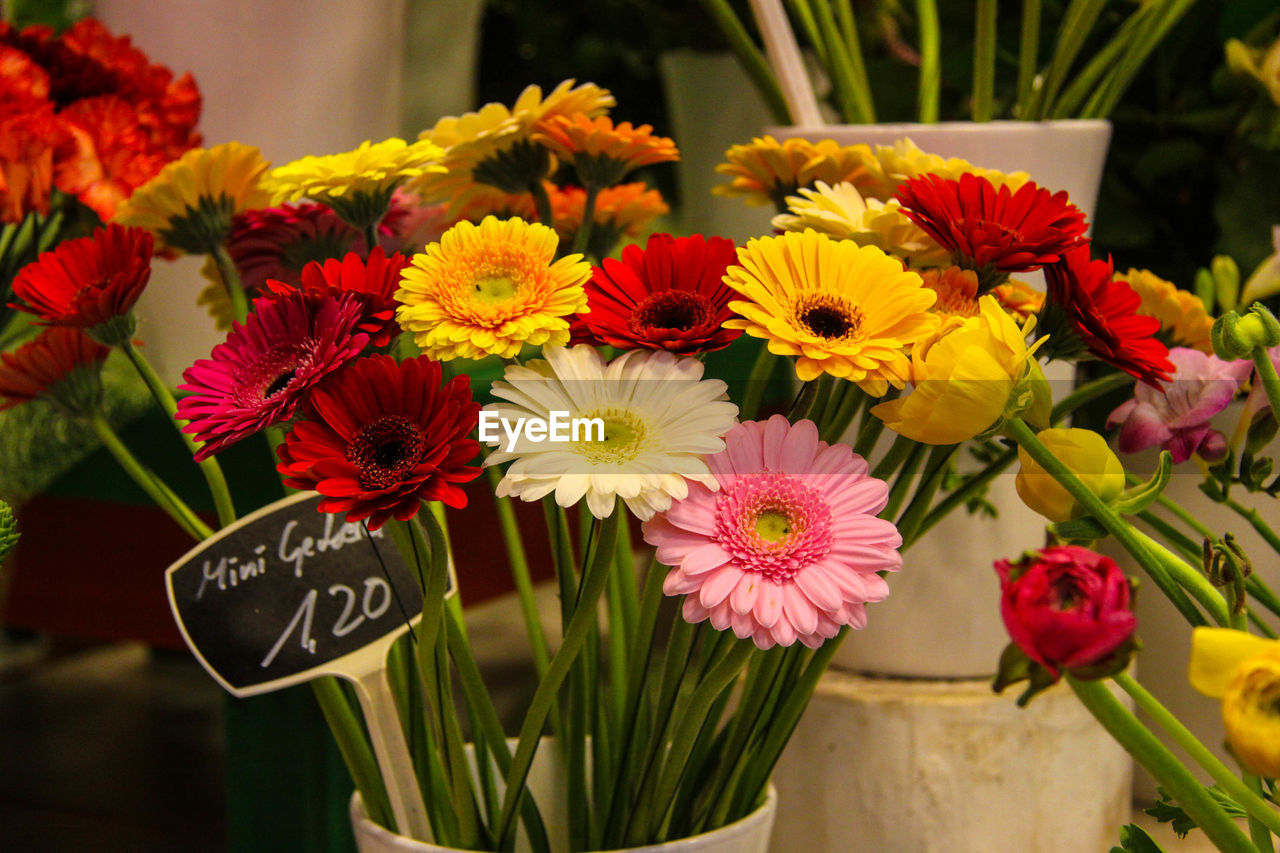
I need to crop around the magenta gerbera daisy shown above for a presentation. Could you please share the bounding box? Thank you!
[641,415,902,650]
[572,232,743,354]
[895,173,1088,290]
[226,203,363,295]
[176,290,369,461]
[276,355,482,529]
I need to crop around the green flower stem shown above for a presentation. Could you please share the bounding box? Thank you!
[1251,345,1280,433]
[1247,774,1277,853]
[897,443,960,549]
[805,0,873,123]
[1081,0,1198,119]
[915,0,940,122]
[739,343,776,422]
[1025,0,1107,119]
[120,339,236,529]
[211,243,249,325]
[788,375,828,423]
[1069,677,1259,853]
[818,381,863,444]
[648,640,756,841]
[972,0,997,121]
[87,412,213,540]
[832,0,875,121]
[529,179,556,233]
[1005,417,1228,626]
[485,464,553,683]
[496,506,621,849]
[695,0,792,124]
[1016,0,1041,113]
[880,440,926,521]
[312,677,395,831]
[571,183,600,258]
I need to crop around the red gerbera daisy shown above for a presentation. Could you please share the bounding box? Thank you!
[1043,245,1174,387]
[276,355,481,529]
[572,233,742,354]
[294,247,411,348]
[176,290,369,461]
[895,173,1088,289]
[11,223,153,342]
[0,326,109,414]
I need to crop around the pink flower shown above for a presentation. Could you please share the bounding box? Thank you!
[1106,347,1251,463]
[995,545,1136,678]
[176,290,369,461]
[641,415,902,650]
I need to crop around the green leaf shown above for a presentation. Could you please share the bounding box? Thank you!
[1114,451,1173,515]
[1111,823,1168,853]
[1145,785,1248,839]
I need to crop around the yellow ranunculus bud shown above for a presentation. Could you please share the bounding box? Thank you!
[871,295,1048,445]
[1015,428,1125,522]
[1190,628,1280,777]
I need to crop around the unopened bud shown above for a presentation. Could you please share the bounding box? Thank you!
[1213,305,1280,359]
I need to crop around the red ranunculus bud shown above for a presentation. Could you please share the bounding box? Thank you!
[995,545,1138,680]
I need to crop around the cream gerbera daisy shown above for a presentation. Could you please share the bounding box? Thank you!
[266,138,445,229]
[395,216,590,360]
[856,138,1030,202]
[772,181,949,266]
[724,230,940,393]
[713,136,870,209]
[484,345,739,519]
[114,142,272,254]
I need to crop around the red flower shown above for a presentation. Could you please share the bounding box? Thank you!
[0,326,109,413]
[0,45,58,222]
[295,247,411,348]
[1044,246,1174,386]
[995,545,1137,679]
[572,233,742,354]
[53,95,171,222]
[277,355,481,529]
[895,174,1088,283]
[11,223,152,334]
[227,203,363,295]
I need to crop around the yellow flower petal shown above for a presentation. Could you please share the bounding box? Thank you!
[1189,627,1278,699]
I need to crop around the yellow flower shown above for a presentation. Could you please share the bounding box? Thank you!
[855,138,1031,202]
[1120,267,1214,353]
[197,255,234,330]
[713,136,871,208]
[417,80,614,204]
[871,295,1049,444]
[772,181,949,266]
[1190,627,1280,778]
[395,215,591,360]
[1226,38,1280,107]
[114,142,272,254]
[533,115,678,185]
[723,230,939,393]
[990,279,1045,324]
[266,138,445,229]
[1015,427,1125,523]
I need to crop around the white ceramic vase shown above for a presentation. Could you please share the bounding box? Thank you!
[349,739,777,853]
[766,120,1112,678]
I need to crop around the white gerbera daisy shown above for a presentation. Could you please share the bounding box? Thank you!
[771,181,949,267]
[483,345,739,519]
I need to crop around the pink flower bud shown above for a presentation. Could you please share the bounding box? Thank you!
[995,545,1137,679]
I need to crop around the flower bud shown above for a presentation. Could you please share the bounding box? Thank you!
[1212,255,1240,312]
[995,545,1138,681]
[1015,428,1125,523]
[1213,305,1280,360]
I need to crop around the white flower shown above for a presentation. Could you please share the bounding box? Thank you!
[771,181,950,267]
[484,345,739,519]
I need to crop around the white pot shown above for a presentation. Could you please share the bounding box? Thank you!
[764,120,1112,677]
[349,739,777,853]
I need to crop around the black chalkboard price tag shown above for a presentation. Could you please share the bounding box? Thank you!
[165,491,438,837]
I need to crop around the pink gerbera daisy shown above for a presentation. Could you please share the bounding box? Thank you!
[176,290,369,461]
[642,415,902,649]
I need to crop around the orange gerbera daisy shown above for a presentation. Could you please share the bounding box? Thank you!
[918,266,1045,325]
[550,182,669,258]
[0,49,58,222]
[534,115,678,186]
[1120,267,1214,353]
[714,135,869,210]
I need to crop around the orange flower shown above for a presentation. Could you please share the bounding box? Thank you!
[534,115,678,185]
[454,184,538,223]
[54,96,171,222]
[714,135,869,208]
[1119,267,1214,353]
[0,49,58,222]
[991,279,1045,324]
[550,182,668,254]
[917,267,1044,327]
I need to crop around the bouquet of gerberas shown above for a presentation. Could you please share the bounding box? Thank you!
[5,60,1280,852]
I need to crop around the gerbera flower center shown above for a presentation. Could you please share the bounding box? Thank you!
[795,295,863,341]
[235,344,309,405]
[576,408,646,463]
[716,472,833,582]
[631,290,711,333]
[472,275,518,304]
[347,414,428,490]
[264,369,298,398]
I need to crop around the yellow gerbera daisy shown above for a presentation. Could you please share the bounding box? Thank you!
[197,255,234,330]
[533,115,678,186]
[723,230,940,393]
[266,138,445,229]
[1119,267,1214,353]
[855,138,1030,202]
[395,215,591,360]
[114,142,272,254]
[772,180,949,266]
[417,80,615,204]
[713,136,871,209]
